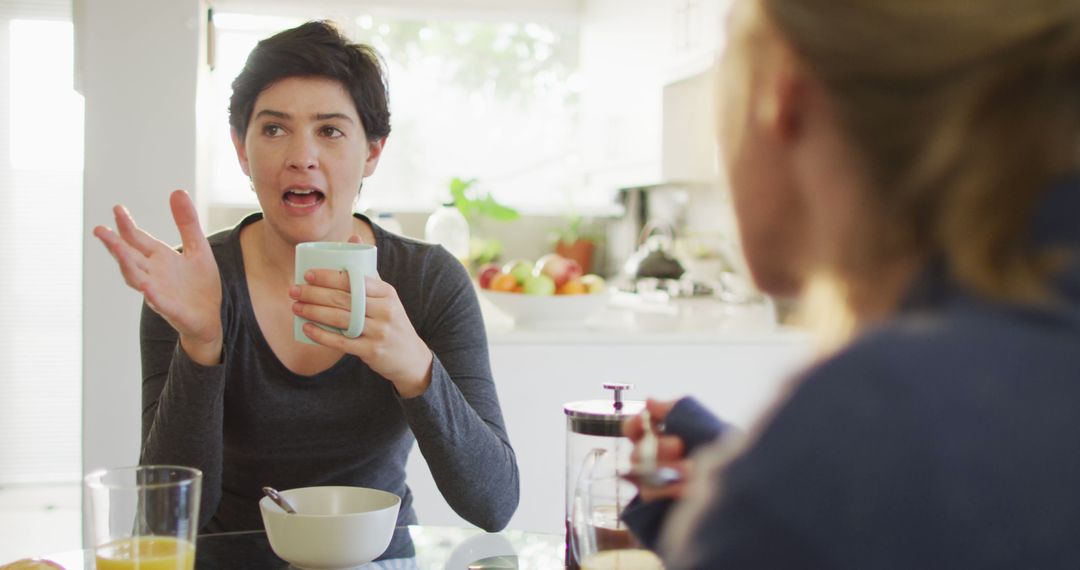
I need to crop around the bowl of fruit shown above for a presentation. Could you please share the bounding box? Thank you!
[477,254,609,327]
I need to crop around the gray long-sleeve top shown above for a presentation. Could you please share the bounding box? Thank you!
[138,212,519,558]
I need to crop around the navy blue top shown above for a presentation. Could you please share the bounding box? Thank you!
[630,174,1080,569]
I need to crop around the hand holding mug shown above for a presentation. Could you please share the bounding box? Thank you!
[623,398,692,502]
[93,190,223,365]
[290,236,434,398]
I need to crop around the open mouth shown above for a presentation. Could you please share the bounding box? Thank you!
[283,188,325,208]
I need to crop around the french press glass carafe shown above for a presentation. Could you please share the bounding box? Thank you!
[564,383,647,569]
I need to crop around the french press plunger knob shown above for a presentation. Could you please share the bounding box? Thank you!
[602,382,634,411]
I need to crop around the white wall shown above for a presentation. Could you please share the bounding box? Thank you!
[80,0,203,483]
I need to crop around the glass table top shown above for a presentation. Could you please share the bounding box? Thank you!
[37,525,565,569]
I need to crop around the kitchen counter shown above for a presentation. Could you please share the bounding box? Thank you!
[485,323,808,345]
[479,289,801,345]
[406,291,817,533]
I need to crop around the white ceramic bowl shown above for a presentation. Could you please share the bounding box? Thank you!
[481,290,609,327]
[259,486,401,570]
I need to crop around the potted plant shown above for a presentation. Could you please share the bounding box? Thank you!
[552,214,601,275]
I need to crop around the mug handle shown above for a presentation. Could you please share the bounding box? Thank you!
[343,269,366,338]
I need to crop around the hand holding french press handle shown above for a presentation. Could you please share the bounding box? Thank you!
[622,399,691,502]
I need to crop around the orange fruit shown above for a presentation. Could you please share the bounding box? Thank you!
[490,272,518,292]
[557,280,588,295]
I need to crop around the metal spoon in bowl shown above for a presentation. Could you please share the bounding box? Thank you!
[262,486,298,514]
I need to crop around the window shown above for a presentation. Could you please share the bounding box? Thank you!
[0,10,83,484]
[205,8,586,216]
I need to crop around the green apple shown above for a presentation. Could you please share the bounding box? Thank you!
[580,274,606,294]
[503,259,533,285]
[523,273,556,295]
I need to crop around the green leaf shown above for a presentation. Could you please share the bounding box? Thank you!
[446,176,518,223]
[449,177,476,195]
[477,195,520,221]
[449,177,478,217]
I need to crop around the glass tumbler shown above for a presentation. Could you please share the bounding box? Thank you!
[85,465,202,570]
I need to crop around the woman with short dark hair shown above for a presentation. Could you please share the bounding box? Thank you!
[94,21,518,559]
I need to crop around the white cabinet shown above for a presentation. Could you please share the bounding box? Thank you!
[665,0,729,82]
[405,329,813,532]
[576,0,731,201]
[577,0,669,193]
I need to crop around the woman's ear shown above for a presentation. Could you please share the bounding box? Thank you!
[231,128,251,177]
[363,136,388,177]
[756,37,807,145]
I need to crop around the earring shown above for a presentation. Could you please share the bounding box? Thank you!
[249,177,255,192]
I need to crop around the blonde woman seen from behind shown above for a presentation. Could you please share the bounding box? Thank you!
[622,0,1080,567]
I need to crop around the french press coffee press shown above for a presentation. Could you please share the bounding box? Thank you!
[563,383,645,569]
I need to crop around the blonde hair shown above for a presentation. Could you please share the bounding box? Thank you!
[761,0,1080,304]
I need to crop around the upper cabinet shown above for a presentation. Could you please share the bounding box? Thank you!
[576,0,728,194]
[578,0,669,194]
[665,0,728,83]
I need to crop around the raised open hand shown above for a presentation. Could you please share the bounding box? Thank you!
[93,190,223,365]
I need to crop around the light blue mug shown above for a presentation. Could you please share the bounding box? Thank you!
[294,242,378,345]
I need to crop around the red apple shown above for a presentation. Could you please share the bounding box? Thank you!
[534,253,583,288]
[477,263,502,289]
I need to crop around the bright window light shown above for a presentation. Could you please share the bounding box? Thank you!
[9,20,83,171]
[205,13,584,214]
[0,18,83,485]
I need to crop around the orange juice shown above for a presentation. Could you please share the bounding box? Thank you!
[95,536,195,570]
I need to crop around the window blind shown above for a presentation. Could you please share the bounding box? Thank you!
[0,0,82,484]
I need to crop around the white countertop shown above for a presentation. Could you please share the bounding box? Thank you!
[485,323,811,345]
[478,290,812,346]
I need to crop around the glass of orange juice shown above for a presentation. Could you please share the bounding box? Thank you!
[85,465,202,570]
